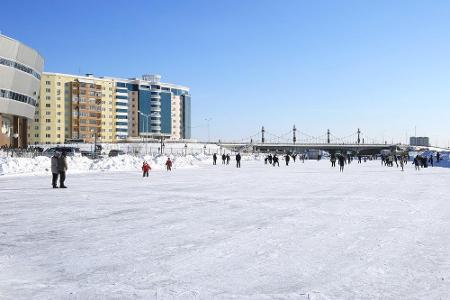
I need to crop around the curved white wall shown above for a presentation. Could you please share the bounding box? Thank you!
[0,34,44,119]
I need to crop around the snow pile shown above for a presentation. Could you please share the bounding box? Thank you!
[0,153,261,176]
[0,154,211,176]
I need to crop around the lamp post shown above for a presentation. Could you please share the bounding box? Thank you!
[90,128,97,158]
[204,118,212,143]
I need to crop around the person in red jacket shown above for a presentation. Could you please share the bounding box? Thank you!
[142,161,151,177]
[165,158,172,171]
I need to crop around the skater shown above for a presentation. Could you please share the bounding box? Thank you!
[292,154,297,163]
[358,155,362,163]
[330,155,336,167]
[51,151,60,188]
[222,153,226,164]
[165,158,172,171]
[429,155,434,167]
[413,155,420,171]
[285,154,290,166]
[213,153,217,165]
[400,158,404,171]
[57,151,68,188]
[437,152,441,163]
[338,155,345,172]
[273,155,280,167]
[142,161,151,177]
[264,156,268,165]
[236,153,241,168]
[268,154,273,165]
[226,154,230,165]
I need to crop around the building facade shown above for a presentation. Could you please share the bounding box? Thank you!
[0,34,44,147]
[30,73,116,144]
[409,136,430,147]
[30,73,191,144]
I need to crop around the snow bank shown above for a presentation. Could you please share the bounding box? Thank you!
[0,153,262,176]
[0,154,213,176]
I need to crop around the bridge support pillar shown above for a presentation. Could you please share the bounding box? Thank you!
[261,126,265,144]
[293,125,296,144]
[327,129,330,144]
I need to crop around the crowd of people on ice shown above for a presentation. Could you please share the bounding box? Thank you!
[48,148,445,188]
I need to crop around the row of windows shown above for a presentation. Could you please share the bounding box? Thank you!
[116,108,128,113]
[0,89,37,106]
[115,88,128,94]
[0,56,41,80]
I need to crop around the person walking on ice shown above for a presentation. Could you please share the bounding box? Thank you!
[338,155,345,172]
[165,158,173,171]
[285,154,290,166]
[142,161,151,177]
[57,151,68,188]
[236,153,241,168]
[221,154,226,164]
[51,151,60,188]
[213,153,217,165]
[226,154,230,165]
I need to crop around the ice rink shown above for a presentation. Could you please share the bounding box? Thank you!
[1,159,449,299]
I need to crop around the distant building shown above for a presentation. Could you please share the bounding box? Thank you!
[0,34,44,147]
[409,136,430,147]
[29,73,191,144]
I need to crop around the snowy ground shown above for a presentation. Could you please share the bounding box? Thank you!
[0,159,449,299]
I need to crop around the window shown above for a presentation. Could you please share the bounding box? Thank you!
[46,88,51,93]
[45,111,51,115]
[45,81,51,85]
[46,96,51,100]
[57,82,61,86]
[45,134,51,138]
[57,90,61,95]
[46,126,51,130]
[46,119,51,123]
[45,104,51,108]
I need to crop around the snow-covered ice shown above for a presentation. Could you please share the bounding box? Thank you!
[0,158,449,299]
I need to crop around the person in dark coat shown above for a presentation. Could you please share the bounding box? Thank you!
[236,153,241,168]
[413,155,420,171]
[226,154,230,165]
[222,154,226,164]
[338,155,345,172]
[292,154,297,163]
[268,154,273,165]
[51,151,60,188]
[285,154,290,166]
[213,153,217,165]
[273,155,280,167]
[429,155,434,167]
[57,152,68,188]
[436,152,441,163]
[330,155,336,167]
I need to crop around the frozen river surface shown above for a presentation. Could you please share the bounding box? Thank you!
[0,159,449,299]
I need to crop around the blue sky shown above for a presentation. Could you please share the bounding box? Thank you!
[1,0,450,146]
